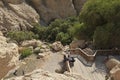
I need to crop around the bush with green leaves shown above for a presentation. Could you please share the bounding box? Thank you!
[20,48,33,59]
[32,16,81,45]
[32,23,47,40]
[7,31,38,43]
[79,0,120,49]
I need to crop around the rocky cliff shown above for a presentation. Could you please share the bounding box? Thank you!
[27,0,86,24]
[0,31,19,79]
[0,0,86,32]
[0,0,39,32]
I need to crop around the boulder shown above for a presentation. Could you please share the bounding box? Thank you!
[34,47,41,54]
[21,39,42,48]
[63,45,69,51]
[51,41,63,51]
[38,52,51,58]
[105,58,120,80]
[0,32,19,79]
[106,58,120,70]
[110,64,120,80]
[70,40,86,49]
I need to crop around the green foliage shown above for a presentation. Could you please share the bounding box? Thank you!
[32,23,47,40]
[20,48,33,59]
[32,16,81,45]
[7,31,38,43]
[79,0,120,49]
[56,32,71,45]
[93,27,110,49]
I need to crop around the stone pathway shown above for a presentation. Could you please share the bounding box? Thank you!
[41,52,64,73]
[71,56,107,80]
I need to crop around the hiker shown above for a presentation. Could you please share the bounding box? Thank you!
[68,56,75,67]
[70,58,75,67]
[63,54,75,67]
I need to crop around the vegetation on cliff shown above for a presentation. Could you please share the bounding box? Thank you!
[6,0,120,49]
[7,31,38,43]
[32,16,81,45]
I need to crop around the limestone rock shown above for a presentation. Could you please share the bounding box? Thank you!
[5,69,87,80]
[38,52,51,58]
[70,40,86,49]
[29,0,76,24]
[106,58,120,80]
[106,58,120,70]
[0,31,19,79]
[110,65,120,80]
[34,47,41,54]
[0,1,39,32]
[21,39,42,48]
[51,41,63,51]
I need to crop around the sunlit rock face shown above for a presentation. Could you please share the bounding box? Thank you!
[0,31,19,79]
[0,0,87,31]
[0,0,39,32]
[28,0,77,24]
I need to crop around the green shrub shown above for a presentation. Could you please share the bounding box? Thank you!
[20,48,33,59]
[31,16,82,45]
[32,23,47,40]
[93,27,110,49]
[79,0,120,49]
[7,31,38,43]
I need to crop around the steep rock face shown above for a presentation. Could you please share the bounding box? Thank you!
[5,69,87,80]
[0,31,19,79]
[28,0,77,24]
[0,0,87,31]
[0,0,39,32]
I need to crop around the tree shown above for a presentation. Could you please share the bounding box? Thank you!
[79,0,120,49]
